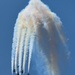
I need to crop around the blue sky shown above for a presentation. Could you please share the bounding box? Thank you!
[0,0,75,75]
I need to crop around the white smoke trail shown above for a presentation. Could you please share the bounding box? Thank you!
[28,32,35,73]
[15,27,22,74]
[23,25,31,74]
[18,28,26,75]
[12,13,23,74]
[11,22,18,74]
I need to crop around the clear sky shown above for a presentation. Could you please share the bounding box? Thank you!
[0,0,75,75]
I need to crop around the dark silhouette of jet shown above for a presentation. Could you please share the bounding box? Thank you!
[13,69,15,73]
[17,73,19,75]
[21,70,23,74]
[27,73,30,75]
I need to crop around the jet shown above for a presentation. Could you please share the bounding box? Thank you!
[27,73,30,75]
[13,69,15,73]
[17,73,19,75]
[21,70,23,74]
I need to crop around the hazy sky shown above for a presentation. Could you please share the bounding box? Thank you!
[0,0,75,75]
